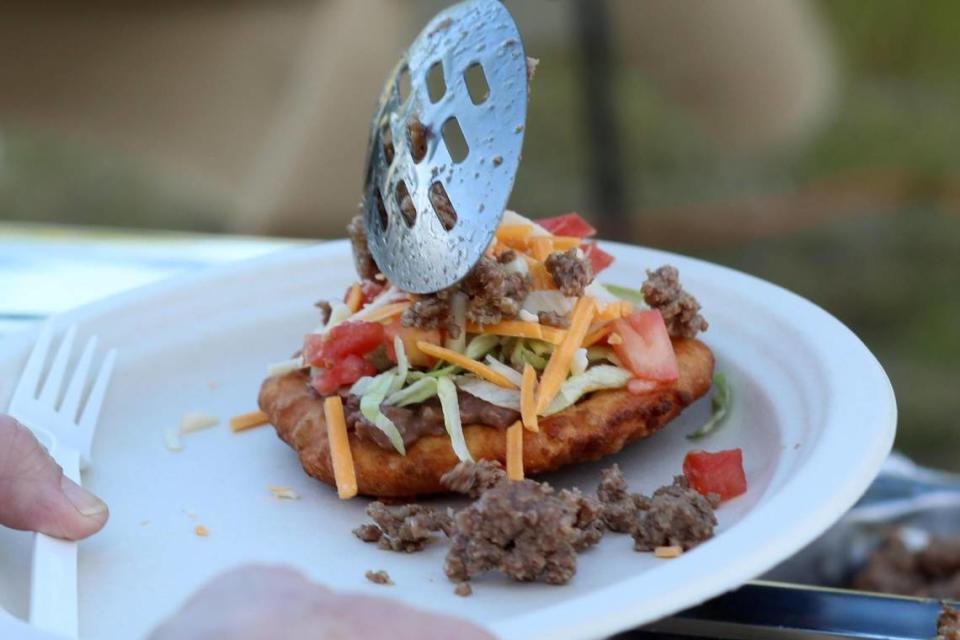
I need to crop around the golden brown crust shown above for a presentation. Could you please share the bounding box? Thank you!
[259,338,714,497]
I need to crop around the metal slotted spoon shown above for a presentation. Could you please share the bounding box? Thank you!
[362,0,529,294]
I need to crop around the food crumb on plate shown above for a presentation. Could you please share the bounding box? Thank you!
[654,545,683,559]
[139,519,151,527]
[163,429,183,452]
[194,525,209,537]
[268,485,300,500]
[454,582,473,597]
[364,570,393,586]
[179,412,219,435]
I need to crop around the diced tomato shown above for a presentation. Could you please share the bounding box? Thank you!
[310,368,341,395]
[310,354,377,395]
[683,449,748,502]
[537,213,597,238]
[581,241,615,274]
[384,318,441,368]
[627,378,660,394]
[304,321,385,367]
[609,311,679,382]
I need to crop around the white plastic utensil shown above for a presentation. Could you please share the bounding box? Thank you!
[9,321,117,639]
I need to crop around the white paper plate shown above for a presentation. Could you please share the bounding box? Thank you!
[0,241,896,640]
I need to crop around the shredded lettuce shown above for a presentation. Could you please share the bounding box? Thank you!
[527,340,554,357]
[456,375,521,411]
[408,364,458,381]
[687,373,732,440]
[437,377,473,462]
[388,335,409,394]
[543,365,632,415]
[359,372,406,454]
[571,348,589,376]
[603,284,648,307]
[484,355,524,387]
[465,334,500,360]
[509,340,548,370]
[386,377,438,407]
[349,375,376,396]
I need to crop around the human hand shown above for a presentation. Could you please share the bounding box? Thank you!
[148,565,493,640]
[0,415,109,540]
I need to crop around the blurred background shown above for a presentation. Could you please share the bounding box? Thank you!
[1,1,957,469]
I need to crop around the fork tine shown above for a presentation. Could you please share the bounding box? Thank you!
[14,320,55,403]
[59,335,98,423]
[78,348,117,432]
[37,325,76,407]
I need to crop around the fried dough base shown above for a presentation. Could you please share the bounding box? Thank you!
[259,338,714,497]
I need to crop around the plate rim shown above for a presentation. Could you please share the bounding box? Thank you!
[0,239,897,640]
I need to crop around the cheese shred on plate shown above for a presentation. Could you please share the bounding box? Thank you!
[323,395,357,499]
[229,410,270,432]
[179,412,219,435]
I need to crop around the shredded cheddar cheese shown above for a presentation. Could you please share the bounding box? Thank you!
[506,420,524,481]
[520,364,539,433]
[536,296,596,413]
[417,341,519,388]
[355,301,408,323]
[583,322,614,347]
[654,545,683,559]
[529,261,555,290]
[597,301,633,322]
[550,236,581,251]
[323,395,357,499]
[529,236,554,262]
[194,525,209,537]
[495,224,533,249]
[345,283,363,313]
[323,396,357,500]
[229,410,270,432]
[466,320,566,345]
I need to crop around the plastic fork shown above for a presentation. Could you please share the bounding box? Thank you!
[8,321,117,639]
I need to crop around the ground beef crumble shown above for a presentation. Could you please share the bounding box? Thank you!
[632,476,717,551]
[408,116,428,163]
[442,470,604,585]
[545,249,593,297]
[354,501,453,553]
[347,214,381,280]
[854,534,960,599]
[596,464,648,533]
[537,310,570,328]
[938,604,960,640]
[365,569,393,586]
[403,256,531,331]
[313,300,332,326]
[440,460,507,498]
[641,265,708,338]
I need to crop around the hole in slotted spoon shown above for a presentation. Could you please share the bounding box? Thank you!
[397,65,412,104]
[380,118,395,165]
[442,117,469,164]
[429,182,457,231]
[395,180,416,227]
[464,62,490,105]
[427,61,446,103]
[408,115,428,163]
[375,189,389,231]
